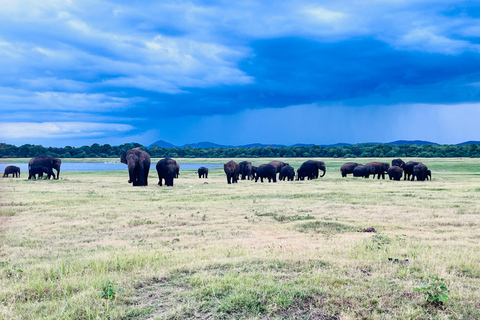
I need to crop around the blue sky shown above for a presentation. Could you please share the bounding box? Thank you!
[1,0,479,147]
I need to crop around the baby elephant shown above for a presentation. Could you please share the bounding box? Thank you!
[279,165,295,181]
[197,167,208,178]
[28,166,51,180]
[3,165,20,178]
[388,166,404,181]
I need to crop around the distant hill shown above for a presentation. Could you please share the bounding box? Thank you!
[183,141,234,149]
[148,140,478,149]
[149,140,176,148]
[456,141,480,146]
[387,140,439,146]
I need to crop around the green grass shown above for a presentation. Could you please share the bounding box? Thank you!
[1,157,480,319]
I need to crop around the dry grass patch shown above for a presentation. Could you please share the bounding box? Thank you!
[0,158,479,319]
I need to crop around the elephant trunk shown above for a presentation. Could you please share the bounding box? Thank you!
[128,164,136,184]
[320,167,326,177]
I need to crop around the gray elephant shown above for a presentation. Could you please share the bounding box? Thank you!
[412,163,430,181]
[403,161,420,180]
[392,158,405,168]
[120,148,151,186]
[365,162,390,179]
[3,166,20,178]
[300,160,326,179]
[197,167,208,178]
[296,165,313,180]
[28,155,61,180]
[340,162,360,177]
[224,160,239,184]
[268,160,289,177]
[255,164,277,182]
[426,170,432,180]
[388,166,403,181]
[156,158,179,186]
[28,165,50,180]
[353,165,376,178]
[239,161,254,180]
[279,165,295,181]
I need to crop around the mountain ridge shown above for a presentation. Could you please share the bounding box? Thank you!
[149,140,479,149]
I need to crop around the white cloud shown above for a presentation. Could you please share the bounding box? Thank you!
[0,122,134,139]
[0,87,142,112]
[394,28,472,55]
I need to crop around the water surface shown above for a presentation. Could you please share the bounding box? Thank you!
[0,162,222,173]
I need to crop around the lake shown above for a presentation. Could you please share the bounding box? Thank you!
[0,162,222,173]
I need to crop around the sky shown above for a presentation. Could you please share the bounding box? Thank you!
[1,0,479,147]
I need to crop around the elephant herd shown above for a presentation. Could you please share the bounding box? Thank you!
[3,149,431,186]
[222,160,326,184]
[340,158,431,181]
[14,155,62,180]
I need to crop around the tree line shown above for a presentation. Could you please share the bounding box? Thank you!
[1,142,479,158]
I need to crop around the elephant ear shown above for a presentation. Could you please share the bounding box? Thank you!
[120,151,127,164]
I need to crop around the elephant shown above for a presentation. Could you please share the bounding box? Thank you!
[120,148,151,186]
[156,158,179,187]
[392,158,405,168]
[353,165,376,178]
[255,164,277,183]
[3,165,20,178]
[268,160,289,176]
[197,166,208,178]
[403,161,420,180]
[412,163,429,181]
[340,162,360,177]
[175,163,180,178]
[365,162,390,179]
[296,165,313,180]
[239,161,254,180]
[224,160,239,184]
[297,160,326,180]
[28,165,50,180]
[388,166,404,181]
[28,155,61,180]
[279,165,295,181]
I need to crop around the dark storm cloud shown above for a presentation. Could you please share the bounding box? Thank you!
[1,0,479,145]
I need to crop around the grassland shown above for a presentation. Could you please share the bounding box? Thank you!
[1,158,479,319]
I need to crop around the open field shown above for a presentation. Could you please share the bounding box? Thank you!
[1,158,480,319]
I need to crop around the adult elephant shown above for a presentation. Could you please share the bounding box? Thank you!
[224,160,239,184]
[353,165,376,178]
[197,167,208,178]
[403,161,420,180]
[239,161,254,180]
[28,155,61,180]
[120,148,150,186]
[412,163,429,181]
[340,162,360,177]
[156,158,178,187]
[28,166,50,180]
[392,158,405,168]
[365,162,390,179]
[255,164,277,183]
[388,166,403,181]
[298,160,326,180]
[3,165,20,178]
[279,165,295,181]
